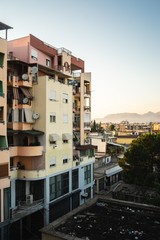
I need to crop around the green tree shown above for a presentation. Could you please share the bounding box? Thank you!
[109,124,115,131]
[119,133,160,186]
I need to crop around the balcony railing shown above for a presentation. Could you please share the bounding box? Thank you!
[9,146,44,157]
[10,198,44,223]
[10,169,46,180]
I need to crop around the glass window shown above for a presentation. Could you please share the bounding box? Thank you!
[63,155,68,164]
[0,80,3,96]
[84,165,91,185]
[63,114,68,123]
[46,59,51,67]
[50,113,56,122]
[50,90,56,101]
[3,188,10,220]
[0,52,4,68]
[63,93,68,103]
[50,172,69,201]
[72,169,79,190]
[31,49,38,60]
[50,157,56,167]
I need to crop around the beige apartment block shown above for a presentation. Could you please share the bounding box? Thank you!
[6,34,95,239]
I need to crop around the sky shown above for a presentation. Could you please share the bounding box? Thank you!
[1,0,160,119]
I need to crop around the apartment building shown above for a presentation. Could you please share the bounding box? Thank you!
[6,34,95,239]
[0,22,12,240]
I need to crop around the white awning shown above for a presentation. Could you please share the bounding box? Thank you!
[49,134,60,142]
[62,133,72,140]
[106,165,122,177]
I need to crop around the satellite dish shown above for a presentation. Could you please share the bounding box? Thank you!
[32,113,40,120]
[31,66,38,74]
[23,98,29,104]
[22,74,29,80]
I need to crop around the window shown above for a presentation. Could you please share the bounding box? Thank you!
[50,172,69,201]
[63,93,68,103]
[72,169,79,190]
[50,112,56,123]
[46,59,51,67]
[0,136,8,149]
[63,155,68,164]
[31,49,38,60]
[3,188,10,221]
[0,80,3,96]
[63,114,68,123]
[0,107,4,122]
[62,133,72,143]
[84,165,91,185]
[50,157,56,167]
[84,113,91,123]
[0,52,4,68]
[0,164,8,178]
[50,90,56,101]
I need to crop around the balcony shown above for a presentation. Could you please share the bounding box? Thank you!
[71,56,84,72]
[7,75,32,88]
[9,146,44,157]
[10,198,44,223]
[10,169,46,180]
[84,91,91,97]
[84,123,91,130]
[7,122,33,130]
[84,106,91,112]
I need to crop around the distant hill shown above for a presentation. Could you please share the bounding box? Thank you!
[94,112,160,123]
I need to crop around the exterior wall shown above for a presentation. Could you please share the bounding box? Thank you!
[116,136,137,145]
[7,36,30,62]
[0,38,10,226]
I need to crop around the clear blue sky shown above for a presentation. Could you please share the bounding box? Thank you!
[1,0,160,119]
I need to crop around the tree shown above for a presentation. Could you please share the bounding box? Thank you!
[109,124,115,131]
[119,133,160,186]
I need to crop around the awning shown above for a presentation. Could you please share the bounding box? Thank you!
[106,165,122,177]
[20,87,33,99]
[49,134,60,142]
[75,144,97,150]
[7,129,44,135]
[62,133,72,140]
[24,109,34,123]
[13,88,19,100]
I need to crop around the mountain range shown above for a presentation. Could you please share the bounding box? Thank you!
[94,112,160,123]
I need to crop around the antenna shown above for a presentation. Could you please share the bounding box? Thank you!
[32,112,40,120]
[23,98,29,104]
[22,74,29,81]
[31,66,38,74]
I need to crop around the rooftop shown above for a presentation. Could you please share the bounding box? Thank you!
[41,197,160,240]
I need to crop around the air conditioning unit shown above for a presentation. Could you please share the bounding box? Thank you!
[76,161,80,166]
[80,157,83,162]
[26,194,33,205]
[81,193,88,198]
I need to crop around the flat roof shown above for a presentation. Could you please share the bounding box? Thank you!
[0,22,13,31]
